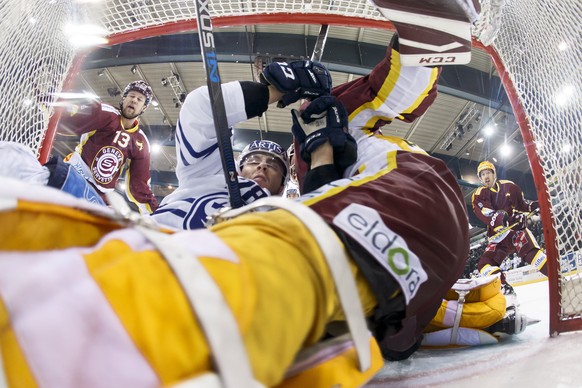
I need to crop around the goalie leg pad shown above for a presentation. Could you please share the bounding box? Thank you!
[275,334,383,388]
[479,263,502,277]
[371,0,479,66]
[171,373,265,388]
[427,275,506,334]
[422,327,499,347]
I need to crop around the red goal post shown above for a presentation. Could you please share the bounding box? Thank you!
[1,0,580,335]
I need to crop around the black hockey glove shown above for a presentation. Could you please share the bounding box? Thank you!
[260,60,332,108]
[291,96,357,174]
[490,210,509,233]
[528,201,540,215]
[509,211,528,230]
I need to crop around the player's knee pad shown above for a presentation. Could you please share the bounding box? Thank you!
[479,264,501,277]
[529,250,547,275]
[47,157,105,205]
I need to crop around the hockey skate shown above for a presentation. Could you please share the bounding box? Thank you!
[485,303,540,336]
[485,282,539,336]
[501,282,520,311]
[501,282,516,296]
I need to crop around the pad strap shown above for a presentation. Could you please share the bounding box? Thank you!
[447,275,500,344]
[209,196,372,372]
[0,346,7,388]
[449,290,467,343]
[107,192,258,388]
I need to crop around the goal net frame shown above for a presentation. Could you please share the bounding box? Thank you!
[1,0,580,336]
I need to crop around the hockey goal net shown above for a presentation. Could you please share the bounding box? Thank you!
[0,0,580,335]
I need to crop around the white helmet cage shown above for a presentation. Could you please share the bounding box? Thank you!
[286,143,298,184]
[237,140,290,188]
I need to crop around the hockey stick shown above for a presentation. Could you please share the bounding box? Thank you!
[311,24,329,62]
[487,210,537,243]
[294,24,330,193]
[310,0,336,61]
[194,0,243,209]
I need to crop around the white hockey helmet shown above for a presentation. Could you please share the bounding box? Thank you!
[238,140,290,187]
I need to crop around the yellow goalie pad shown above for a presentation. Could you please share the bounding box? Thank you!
[426,275,506,332]
[169,335,384,388]
[421,276,506,348]
[0,179,383,387]
[275,334,384,388]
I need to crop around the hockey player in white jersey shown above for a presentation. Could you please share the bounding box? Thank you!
[152,30,439,231]
[151,61,331,230]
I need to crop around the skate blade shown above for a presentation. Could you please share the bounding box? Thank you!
[525,317,541,326]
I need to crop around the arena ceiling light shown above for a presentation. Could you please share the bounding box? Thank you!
[54,92,99,100]
[64,23,108,48]
[50,92,100,107]
[483,124,496,137]
[500,143,512,158]
[151,143,161,154]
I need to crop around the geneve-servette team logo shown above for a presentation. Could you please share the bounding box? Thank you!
[92,146,124,184]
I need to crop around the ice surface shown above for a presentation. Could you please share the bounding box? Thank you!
[366,280,582,387]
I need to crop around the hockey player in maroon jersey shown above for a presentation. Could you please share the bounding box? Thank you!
[60,80,159,214]
[471,161,546,292]
[290,95,468,362]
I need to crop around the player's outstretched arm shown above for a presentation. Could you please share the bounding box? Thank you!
[290,96,357,192]
[260,60,332,107]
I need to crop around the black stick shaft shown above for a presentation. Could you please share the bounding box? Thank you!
[311,24,329,62]
[194,0,243,208]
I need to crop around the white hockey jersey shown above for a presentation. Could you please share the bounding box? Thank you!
[151,82,270,230]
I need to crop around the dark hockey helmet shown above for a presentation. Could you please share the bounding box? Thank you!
[122,80,153,107]
[238,140,290,187]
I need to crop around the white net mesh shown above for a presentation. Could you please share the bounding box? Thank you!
[481,0,581,326]
[98,0,381,35]
[1,0,581,331]
[0,0,78,156]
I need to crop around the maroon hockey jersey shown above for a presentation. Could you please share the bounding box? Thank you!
[472,179,530,237]
[60,101,158,213]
